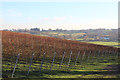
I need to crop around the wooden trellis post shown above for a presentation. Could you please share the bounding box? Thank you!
[98,50,101,57]
[27,53,34,76]
[91,51,96,62]
[68,51,72,66]
[86,51,91,64]
[50,52,56,71]
[12,53,20,78]
[75,51,80,65]
[106,50,109,58]
[39,52,46,73]
[104,51,107,59]
[103,51,105,58]
[59,51,65,69]
[94,51,97,60]
[113,50,116,58]
[115,50,118,58]
[80,51,86,65]
[96,50,100,62]
[108,50,111,58]
[113,50,117,58]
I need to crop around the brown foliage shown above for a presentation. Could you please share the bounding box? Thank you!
[1,31,117,59]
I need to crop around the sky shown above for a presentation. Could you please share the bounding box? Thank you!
[0,0,118,30]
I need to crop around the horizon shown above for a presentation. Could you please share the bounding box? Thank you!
[2,27,119,31]
[0,0,118,30]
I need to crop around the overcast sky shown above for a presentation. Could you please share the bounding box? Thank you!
[0,0,118,30]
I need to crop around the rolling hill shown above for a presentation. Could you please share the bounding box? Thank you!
[1,31,117,59]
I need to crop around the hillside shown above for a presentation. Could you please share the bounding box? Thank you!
[1,31,117,59]
[1,31,119,78]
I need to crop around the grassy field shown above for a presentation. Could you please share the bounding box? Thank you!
[85,41,119,48]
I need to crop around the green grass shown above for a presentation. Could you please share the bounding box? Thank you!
[75,38,84,41]
[2,52,119,79]
[86,41,119,48]
[48,32,59,35]
[72,33,85,36]
[36,34,49,37]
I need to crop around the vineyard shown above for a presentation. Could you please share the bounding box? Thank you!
[1,31,119,78]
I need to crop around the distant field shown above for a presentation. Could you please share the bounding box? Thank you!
[72,33,85,36]
[86,41,119,48]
